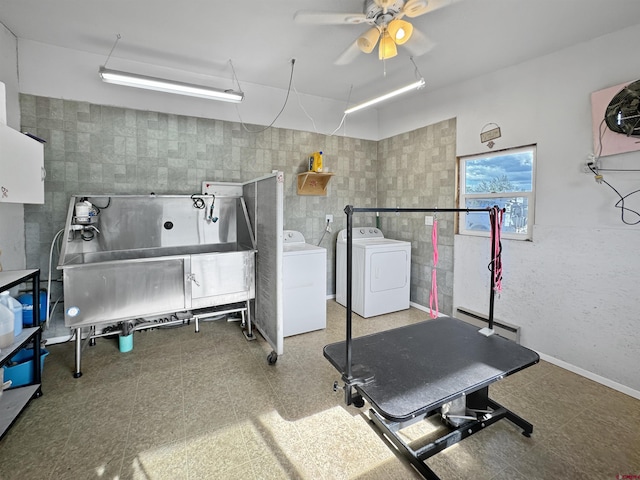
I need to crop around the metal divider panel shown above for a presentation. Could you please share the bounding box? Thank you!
[243,174,283,355]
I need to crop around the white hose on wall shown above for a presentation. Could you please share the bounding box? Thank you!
[46,229,65,329]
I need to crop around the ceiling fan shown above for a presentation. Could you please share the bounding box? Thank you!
[294,0,449,65]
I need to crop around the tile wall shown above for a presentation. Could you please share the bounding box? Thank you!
[377,118,457,311]
[20,95,456,313]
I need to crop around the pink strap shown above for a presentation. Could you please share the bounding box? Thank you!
[490,207,504,294]
[429,219,439,319]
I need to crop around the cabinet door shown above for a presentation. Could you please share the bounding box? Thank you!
[0,125,44,204]
[189,251,255,309]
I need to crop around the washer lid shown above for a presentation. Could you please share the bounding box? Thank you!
[284,242,326,254]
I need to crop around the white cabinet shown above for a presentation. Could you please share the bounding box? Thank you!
[0,124,45,204]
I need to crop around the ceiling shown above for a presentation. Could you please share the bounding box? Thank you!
[2,0,640,106]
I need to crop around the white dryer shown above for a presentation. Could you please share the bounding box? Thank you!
[283,230,327,336]
[336,227,411,318]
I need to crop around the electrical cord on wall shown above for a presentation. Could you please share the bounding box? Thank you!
[317,219,331,246]
[46,228,65,330]
[592,119,640,172]
[233,59,295,134]
[232,57,352,138]
[588,163,640,225]
[293,79,318,134]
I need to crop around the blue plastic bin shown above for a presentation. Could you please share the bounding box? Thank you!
[17,291,48,326]
[3,348,49,388]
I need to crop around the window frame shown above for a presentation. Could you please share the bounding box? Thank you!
[457,145,536,241]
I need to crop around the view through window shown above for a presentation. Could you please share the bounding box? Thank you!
[458,145,536,240]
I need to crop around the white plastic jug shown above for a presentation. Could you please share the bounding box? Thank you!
[0,302,14,349]
[0,291,23,337]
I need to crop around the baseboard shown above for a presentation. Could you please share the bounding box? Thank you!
[537,351,640,400]
[409,301,447,316]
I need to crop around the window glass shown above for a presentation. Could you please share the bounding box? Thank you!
[458,146,535,240]
[463,153,533,193]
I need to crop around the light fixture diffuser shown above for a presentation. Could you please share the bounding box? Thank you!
[387,19,414,45]
[344,78,425,114]
[99,67,244,102]
[378,30,398,60]
[357,27,381,54]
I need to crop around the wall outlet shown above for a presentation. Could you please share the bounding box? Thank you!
[424,215,433,226]
[325,214,333,223]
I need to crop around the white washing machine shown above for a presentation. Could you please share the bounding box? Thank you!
[336,227,411,318]
[283,230,327,336]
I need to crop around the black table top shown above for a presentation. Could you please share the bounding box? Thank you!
[324,316,539,422]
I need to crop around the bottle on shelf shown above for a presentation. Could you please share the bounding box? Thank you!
[308,151,323,173]
[0,301,13,348]
[0,291,23,337]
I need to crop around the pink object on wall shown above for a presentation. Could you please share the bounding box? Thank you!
[591,80,640,158]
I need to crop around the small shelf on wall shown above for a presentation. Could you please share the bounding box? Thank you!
[297,172,335,196]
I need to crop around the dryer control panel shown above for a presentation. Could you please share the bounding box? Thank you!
[337,227,384,241]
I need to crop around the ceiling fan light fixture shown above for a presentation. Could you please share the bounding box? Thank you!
[357,27,381,54]
[403,0,430,17]
[387,19,413,45]
[98,67,244,103]
[378,30,398,60]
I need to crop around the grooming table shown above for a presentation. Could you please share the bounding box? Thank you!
[324,316,539,479]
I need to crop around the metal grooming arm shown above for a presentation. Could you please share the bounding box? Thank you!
[338,205,495,405]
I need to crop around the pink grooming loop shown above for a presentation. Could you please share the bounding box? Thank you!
[490,207,504,294]
[429,218,439,319]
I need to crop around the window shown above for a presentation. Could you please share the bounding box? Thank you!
[458,145,535,240]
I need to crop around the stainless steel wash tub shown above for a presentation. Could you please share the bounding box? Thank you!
[57,194,257,376]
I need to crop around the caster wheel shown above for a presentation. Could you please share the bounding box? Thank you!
[522,431,532,438]
[352,395,365,408]
[73,372,83,378]
[267,351,278,365]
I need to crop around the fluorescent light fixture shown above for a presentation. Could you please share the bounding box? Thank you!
[99,67,244,102]
[344,78,426,114]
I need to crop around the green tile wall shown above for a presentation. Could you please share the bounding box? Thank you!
[20,95,456,314]
[377,118,457,313]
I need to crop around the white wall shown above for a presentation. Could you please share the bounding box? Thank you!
[16,39,379,141]
[379,24,640,394]
[0,21,26,271]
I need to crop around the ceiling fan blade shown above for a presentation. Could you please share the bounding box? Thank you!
[294,11,367,25]
[334,41,363,66]
[403,0,459,18]
[404,28,435,56]
[373,0,394,13]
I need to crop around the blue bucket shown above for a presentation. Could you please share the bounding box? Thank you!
[17,291,48,326]
[118,334,133,353]
[3,348,49,388]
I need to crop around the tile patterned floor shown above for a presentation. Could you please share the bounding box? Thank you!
[1,301,639,479]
